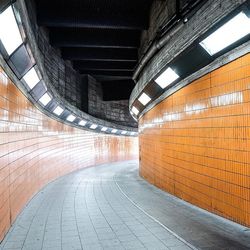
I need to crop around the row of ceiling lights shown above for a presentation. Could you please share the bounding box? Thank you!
[130,9,250,118]
[23,68,134,135]
[0,5,136,136]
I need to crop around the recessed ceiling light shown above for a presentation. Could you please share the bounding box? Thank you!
[155,67,179,89]
[121,131,127,135]
[53,106,64,116]
[101,127,107,132]
[131,106,139,115]
[0,6,23,55]
[90,124,98,129]
[111,129,117,133]
[66,114,76,122]
[138,92,151,106]
[39,92,52,106]
[23,67,40,89]
[200,12,250,56]
[79,120,87,126]
[130,132,136,136]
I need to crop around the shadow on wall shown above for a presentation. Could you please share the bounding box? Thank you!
[0,67,138,241]
[139,53,250,227]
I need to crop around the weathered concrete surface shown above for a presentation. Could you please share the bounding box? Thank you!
[130,0,247,109]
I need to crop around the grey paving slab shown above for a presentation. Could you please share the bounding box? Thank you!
[0,160,249,250]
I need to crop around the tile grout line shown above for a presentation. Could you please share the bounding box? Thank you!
[114,178,199,250]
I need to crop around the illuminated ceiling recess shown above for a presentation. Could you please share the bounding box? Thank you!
[66,114,76,122]
[138,93,151,106]
[90,124,98,129]
[39,92,52,106]
[0,4,136,137]
[155,67,179,89]
[131,7,250,118]
[79,120,87,126]
[101,127,108,132]
[200,12,250,56]
[23,67,40,89]
[53,106,64,116]
[132,106,139,115]
[0,6,22,55]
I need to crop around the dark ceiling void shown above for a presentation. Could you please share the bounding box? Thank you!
[61,48,138,61]
[92,75,133,82]
[34,0,154,101]
[79,70,133,77]
[73,61,137,71]
[50,28,140,48]
[36,0,153,30]
[102,80,135,101]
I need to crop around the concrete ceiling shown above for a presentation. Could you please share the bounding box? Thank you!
[34,0,154,101]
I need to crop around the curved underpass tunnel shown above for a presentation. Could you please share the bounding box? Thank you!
[1,161,250,250]
[0,0,250,250]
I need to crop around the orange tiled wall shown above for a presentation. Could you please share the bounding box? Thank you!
[0,67,138,241]
[139,53,250,226]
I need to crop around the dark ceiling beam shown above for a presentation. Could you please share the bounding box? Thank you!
[73,61,136,71]
[62,48,138,61]
[50,28,140,48]
[35,0,153,10]
[36,0,152,30]
[79,70,133,77]
[101,80,135,85]
[76,59,137,62]
[79,68,134,72]
[38,14,148,30]
[90,75,132,81]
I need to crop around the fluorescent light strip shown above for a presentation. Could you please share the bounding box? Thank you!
[155,67,179,89]
[53,106,64,116]
[111,129,117,133]
[121,131,127,135]
[23,67,40,89]
[79,120,87,126]
[130,132,136,136]
[90,124,98,129]
[66,114,76,122]
[39,93,52,106]
[0,6,23,55]
[138,92,151,106]
[101,127,107,132]
[131,106,139,115]
[200,12,250,56]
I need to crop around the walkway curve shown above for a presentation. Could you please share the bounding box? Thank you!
[0,160,249,250]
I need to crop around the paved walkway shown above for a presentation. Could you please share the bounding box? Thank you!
[0,160,250,250]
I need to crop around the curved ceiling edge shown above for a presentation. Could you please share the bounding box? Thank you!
[0,0,137,137]
[129,0,250,121]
